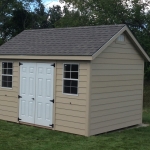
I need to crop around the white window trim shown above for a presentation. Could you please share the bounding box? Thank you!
[1,62,13,89]
[116,34,126,44]
[62,63,79,96]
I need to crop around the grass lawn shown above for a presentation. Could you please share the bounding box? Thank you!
[0,108,150,150]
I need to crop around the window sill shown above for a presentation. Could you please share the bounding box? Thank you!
[63,93,78,97]
[1,87,13,90]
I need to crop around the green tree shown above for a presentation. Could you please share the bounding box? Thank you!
[0,0,21,44]
[55,6,88,27]
[47,5,63,28]
[33,0,49,28]
[0,0,50,45]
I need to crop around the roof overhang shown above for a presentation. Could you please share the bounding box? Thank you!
[0,55,92,61]
[92,25,150,62]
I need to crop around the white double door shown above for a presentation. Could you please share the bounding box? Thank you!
[19,63,54,127]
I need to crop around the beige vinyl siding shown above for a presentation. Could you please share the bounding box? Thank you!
[0,61,19,122]
[55,61,89,136]
[90,34,144,136]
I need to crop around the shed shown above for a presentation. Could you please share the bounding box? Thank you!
[0,24,149,136]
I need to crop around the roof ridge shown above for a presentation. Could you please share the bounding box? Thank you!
[24,24,126,32]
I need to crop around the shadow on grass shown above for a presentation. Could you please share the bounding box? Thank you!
[143,108,150,124]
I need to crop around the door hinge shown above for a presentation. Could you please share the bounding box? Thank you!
[18,118,22,121]
[50,99,54,103]
[18,95,22,99]
[49,124,54,128]
[19,62,23,66]
[51,63,55,67]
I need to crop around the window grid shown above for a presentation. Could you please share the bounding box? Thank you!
[63,64,79,95]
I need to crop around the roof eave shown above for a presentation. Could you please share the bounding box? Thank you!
[0,55,92,61]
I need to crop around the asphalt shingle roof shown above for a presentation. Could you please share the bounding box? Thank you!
[0,24,125,56]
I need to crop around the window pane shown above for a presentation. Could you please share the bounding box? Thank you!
[64,72,70,78]
[7,82,12,88]
[2,69,7,74]
[2,62,7,69]
[71,80,78,87]
[2,76,12,88]
[8,63,12,68]
[71,65,78,71]
[8,76,12,82]
[2,81,7,87]
[2,76,7,81]
[8,69,12,75]
[64,86,70,94]
[64,64,70,71]
[71,87,77,94]
[64,80,71,86]
[117,34,125,42]
[71,72,78,79]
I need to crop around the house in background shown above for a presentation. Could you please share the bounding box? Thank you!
[0,24,149,136]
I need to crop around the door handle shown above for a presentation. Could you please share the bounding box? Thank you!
[32,98,34,100]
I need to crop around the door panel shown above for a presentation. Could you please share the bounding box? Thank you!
[19,63,36,124]
[19,63,54,126]
[35,63,54,126]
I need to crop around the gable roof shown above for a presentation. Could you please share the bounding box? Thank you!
[0,25,125,56]
[0,24,149,61]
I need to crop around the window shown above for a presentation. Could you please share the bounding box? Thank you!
[2,62,13,88]
[63,64,78,95]
[117,34,125,42]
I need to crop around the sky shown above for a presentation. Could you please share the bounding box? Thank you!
[42,0,65,9]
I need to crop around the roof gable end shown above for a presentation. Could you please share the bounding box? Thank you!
[92,26,150,62]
